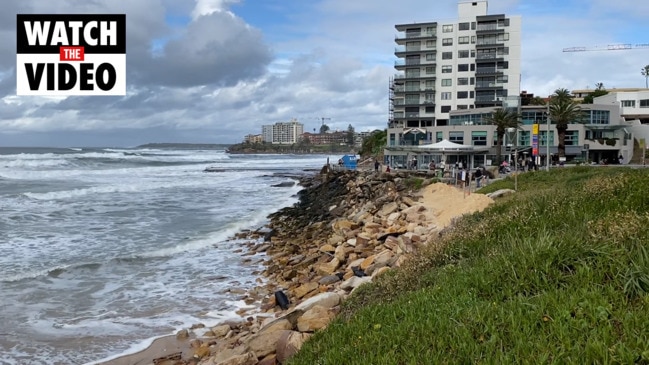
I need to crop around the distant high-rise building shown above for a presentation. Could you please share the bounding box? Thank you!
[388,0,521,146]
[261,119,304,144]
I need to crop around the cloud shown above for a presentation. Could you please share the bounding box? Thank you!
[1,0,648,147]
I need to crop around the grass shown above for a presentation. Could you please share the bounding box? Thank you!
[289,167,649,365]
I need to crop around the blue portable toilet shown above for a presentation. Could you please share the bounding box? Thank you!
[341,154,357,170]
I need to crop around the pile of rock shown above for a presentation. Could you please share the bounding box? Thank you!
[167,170,444,365]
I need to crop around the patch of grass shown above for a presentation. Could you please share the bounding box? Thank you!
[289,167,649,365]
[404,177,425,190]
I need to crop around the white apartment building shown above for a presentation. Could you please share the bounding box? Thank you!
[261,119,305,144]
[388,0,521,147]
[593,89,649,148]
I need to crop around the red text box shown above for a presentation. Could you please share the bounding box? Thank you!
[60,46,85,61]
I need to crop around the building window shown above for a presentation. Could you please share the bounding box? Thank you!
[449,131,464,144]
[436,131,443,142]
[441,105,452,113]
[641,99,649,108]
[457,105,468,110]
[442,52,453,60]
[441,92,451,100]
[443,24,453,33]
[457,91,468,99]
[471,131,487,146]
[458,77,469,85]
[459,22,470,31]
[471,36,476,44]
[458,64,469,72]
[442,65,452,73]
[471,22,476,30]
[458,36,469,44]
[458,50,470,58]
[497,33,510,42]
[425,106,435,113]
[621,100,636,107]
[565,130,579,146]
[470,91,474,98]
[426,40,435,48]
[425,67,435,74]
[441,79,452,87]
[443,38,453,46]
[518,131,530,146]
[470,50,476,58]
[470,77,475,85]
[426,26,436,34]
[587,109,610,124]
[471,64,475,71]
[426,53,436,60]
[540,131,555,146]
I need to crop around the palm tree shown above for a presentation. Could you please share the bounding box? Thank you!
[484,107,520,167]
[642,65,649,89]
[549,88,583,158]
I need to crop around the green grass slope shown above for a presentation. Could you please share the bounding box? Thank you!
[289,167,649,365]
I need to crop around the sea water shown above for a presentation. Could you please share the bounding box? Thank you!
[0,147,335,365]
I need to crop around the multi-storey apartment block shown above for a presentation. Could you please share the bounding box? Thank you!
[261,119,305,144]
[388,0,521,146]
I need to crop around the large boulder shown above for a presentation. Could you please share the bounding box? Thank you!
[275,331,312,363]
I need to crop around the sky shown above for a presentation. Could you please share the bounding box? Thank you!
[1,0,649,147]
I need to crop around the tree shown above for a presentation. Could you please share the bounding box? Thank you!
[529,96,547,105]
[319,124,330,134]
[483,107,520,167]
[346,124,355,146]
[642,65,649,88]
[583,86,608,104]
[549,88,583,158]
[360,129,387,158]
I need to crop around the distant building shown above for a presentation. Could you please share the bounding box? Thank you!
[244,134,263,144]
[593,89,649,146]
[260,119,305,144]
[262,125,273,143]
[302,131,348,145]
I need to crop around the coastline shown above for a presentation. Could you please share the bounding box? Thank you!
[95,169,494,365]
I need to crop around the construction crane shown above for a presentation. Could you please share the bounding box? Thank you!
[563,43,649,52]
[316,117,331,126]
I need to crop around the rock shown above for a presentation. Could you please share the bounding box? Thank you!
[297,305,335,332]
[486,189,515,199]
[340,276,371,291]
[271,181,295,188]
[295,292,341,312]
[355,233,371,247]
[319,244,336,253]
[316,257,340,276]
[293,282,318,299]
[373,249,394,266]
[246,329,286,359]
[318,274,341,285]
[258,354,277,365]
[176,329,189,340]
[215,351,258,365]
[211,324,231,338]
[276,331,312,363]
[260,319,292,333]
[378,202,399,217]
[334,245,347,262]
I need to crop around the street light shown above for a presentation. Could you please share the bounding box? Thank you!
[545,103,551,171]
[506,127,518,191]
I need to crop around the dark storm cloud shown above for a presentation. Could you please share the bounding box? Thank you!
[130,12,273,87]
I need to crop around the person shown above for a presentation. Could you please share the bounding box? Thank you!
[374,159,380,172]
[439,160,446,176]
[386,165,391,173]
[619,155,624,164]
[475,167,483,188]
[412,158,418,170]
[428,160,436,170]
[338,158,343,166]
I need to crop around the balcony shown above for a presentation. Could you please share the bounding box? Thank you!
[475,81,505,89]
[395,46,422,56]
[475,53,504,63]
[395,31,436,43]
[475,67,505,75]
[476,24,505,34]
[476,41,505,49]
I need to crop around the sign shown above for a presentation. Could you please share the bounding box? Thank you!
[16,14,126,96]
[531,123,539,156]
